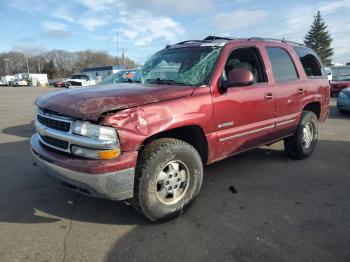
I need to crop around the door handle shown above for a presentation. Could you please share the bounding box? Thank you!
[264,92,274,100]
[297,88,304,95]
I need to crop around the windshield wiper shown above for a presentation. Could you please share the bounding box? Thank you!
[145,78,186,85]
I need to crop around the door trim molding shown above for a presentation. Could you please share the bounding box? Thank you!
[276,119,295,126]
[218,124,275,142]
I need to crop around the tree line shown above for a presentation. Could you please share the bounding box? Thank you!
[0,50,140,79]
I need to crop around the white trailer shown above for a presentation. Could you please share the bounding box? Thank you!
[0,75,15,85]
[28,74,48,85]
[1,75,15,82]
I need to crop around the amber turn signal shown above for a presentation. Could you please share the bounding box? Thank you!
[98,148,121,160]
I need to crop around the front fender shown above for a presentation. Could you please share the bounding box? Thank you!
[101,87,214,152]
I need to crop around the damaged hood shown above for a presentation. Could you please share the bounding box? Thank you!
[36,83,194,121]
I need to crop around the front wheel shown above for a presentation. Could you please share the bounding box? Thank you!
[133,138,203,222]
[284,111,319,160]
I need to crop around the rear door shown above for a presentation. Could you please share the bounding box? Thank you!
[212,45,276,159]
[264,46,304,138]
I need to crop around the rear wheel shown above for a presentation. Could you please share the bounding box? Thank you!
[284,111,318,160]
[132,138,203,222]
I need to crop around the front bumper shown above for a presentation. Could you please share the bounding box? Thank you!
[31,135,136,200]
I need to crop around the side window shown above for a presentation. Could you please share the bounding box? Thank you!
[294,47,324,77]
[266,47,298,82]
[223,47,267,84]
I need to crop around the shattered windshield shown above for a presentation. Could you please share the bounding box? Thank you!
[140,46,222,86]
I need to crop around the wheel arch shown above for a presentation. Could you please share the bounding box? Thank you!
[302,101,321,120]
[139,125,209,165]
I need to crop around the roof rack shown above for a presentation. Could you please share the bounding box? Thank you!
[166,36,237,48]
[203,36,236,41]
[247,37,305,46]
[166,40,206,48]
[175,40,206,45]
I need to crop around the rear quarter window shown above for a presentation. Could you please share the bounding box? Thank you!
[266,47,299,82]
[294,47,325,78]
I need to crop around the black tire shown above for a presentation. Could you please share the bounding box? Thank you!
[284,111,318,160]
[132,138,203,222]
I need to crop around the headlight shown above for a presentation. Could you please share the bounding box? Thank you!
[71,121,117,141]
[70,121,121,160]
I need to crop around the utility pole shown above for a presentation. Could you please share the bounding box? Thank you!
[37,60,41,73]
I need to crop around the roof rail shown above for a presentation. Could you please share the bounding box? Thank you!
[165,40,205,48]
[247,37,305,46]
[166,40,206,48]
[175,40,205,45]
[204,36,236,41]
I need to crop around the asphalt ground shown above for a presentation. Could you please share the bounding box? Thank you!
[0,86,349,262]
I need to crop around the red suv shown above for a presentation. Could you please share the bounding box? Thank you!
[31,36,330,221]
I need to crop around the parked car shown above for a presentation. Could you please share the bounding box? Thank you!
[337,87,350,114]
[325,67,332,81]
[330,75,350,96]
[12,79,28,87]
[64,73,96,88]
[7,80,15,86]
[0,80,7,86]
[53,80,66,87]
[31,36,330,222]
[98,69,139,85]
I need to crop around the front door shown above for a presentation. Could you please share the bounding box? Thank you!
[212,46,276,160]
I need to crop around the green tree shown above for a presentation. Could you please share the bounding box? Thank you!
[304,11,334,66]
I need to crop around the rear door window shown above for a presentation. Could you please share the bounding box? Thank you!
[294,47,325,77]
[266,47,299,82]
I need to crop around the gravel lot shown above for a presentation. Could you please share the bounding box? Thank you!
[0,86,349,262]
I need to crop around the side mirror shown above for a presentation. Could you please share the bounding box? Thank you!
[222,69,254,88]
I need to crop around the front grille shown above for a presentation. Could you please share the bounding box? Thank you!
[37,114,71,132]
[40,135,69,150]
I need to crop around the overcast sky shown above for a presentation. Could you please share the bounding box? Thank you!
[0,0,349,63]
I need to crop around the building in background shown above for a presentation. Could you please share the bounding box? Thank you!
[83,66,125,82]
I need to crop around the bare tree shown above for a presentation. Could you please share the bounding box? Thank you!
[0,49,140,78]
